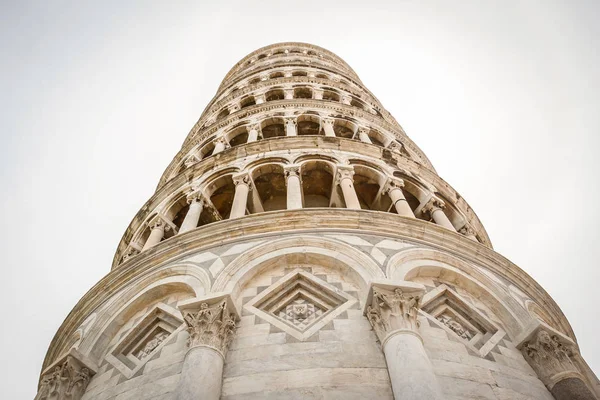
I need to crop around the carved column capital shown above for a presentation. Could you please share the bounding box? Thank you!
[321,117,335,127]
[122,246,140,261]
[387,141,403,153]
[184,154,201,168]
[148,215,169,231]
[335,165,355,185]
[459,224,476,237]
[521,329,580,389]
[341,94,352,105]
[383,177,405,194]
[421,197,446,217]
[283,116,297,125]
[363,281,426,346]
[36,351,96,400]
[186,192,204,205]
[284,164,301,179]
[232,172,252,190]
[228,103,240,113]
[214,137,230,149]
[246,123,261,133]
[179,294,239,357]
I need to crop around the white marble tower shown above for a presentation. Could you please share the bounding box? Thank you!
[37,42,599,400]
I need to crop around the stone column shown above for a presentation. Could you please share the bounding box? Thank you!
[422,197,456,231]
[364,281,444,400]
[35,350,96,400]
[387,141,403,154]
[358,127,373,144]
[179,193,204,234]
[228,103,240,114]
[284,117,297,136]
[284,88,294,100]
[230,172,252,219]
[254,93,266,105]
[141,216,170,251]
[284,164,303,209]
[341,94,352,105]
[212,137,229,155]
[336,165,361,209]
[519,328,596,400]
[246,123,261,143]
[176,294,238,400]
[313,88,324,100]
[384,178,415,218]
[322,118,336,137]
[459,224,478,242]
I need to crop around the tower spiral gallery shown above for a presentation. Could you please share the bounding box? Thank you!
[38,43,599,400]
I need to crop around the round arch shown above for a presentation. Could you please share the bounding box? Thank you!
[386,248,529,338]
[81,265,210,362]
[211,236,385,303]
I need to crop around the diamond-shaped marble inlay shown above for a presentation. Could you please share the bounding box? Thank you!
[245,269,357,341]
[279,298,325,330]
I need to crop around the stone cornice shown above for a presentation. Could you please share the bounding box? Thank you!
[43,209,574,375]
[159,101,433,188]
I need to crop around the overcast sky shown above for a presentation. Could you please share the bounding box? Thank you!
[1,1,599,398]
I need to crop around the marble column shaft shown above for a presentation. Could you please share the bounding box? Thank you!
[179,194,204,234]
[230,173,251,219]
[385,178,415,218]
[336,166,361,209]
[364,281,444,400]
[285,165,303,209]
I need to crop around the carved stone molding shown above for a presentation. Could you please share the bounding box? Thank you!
[178,293,240,357]
[363,280,426,345]
[35,350,96,400]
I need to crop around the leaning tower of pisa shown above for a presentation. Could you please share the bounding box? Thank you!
[37,43,598,400]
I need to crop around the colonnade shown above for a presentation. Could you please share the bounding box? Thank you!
[189,114,399,166]
[130,164,479,258]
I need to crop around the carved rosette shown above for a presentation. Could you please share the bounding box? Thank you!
[365,285,423,344]
[182,300,236,356]
[521,329,579,388]
[35,356,93,400]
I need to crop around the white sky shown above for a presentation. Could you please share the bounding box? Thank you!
[1,1,599,398]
